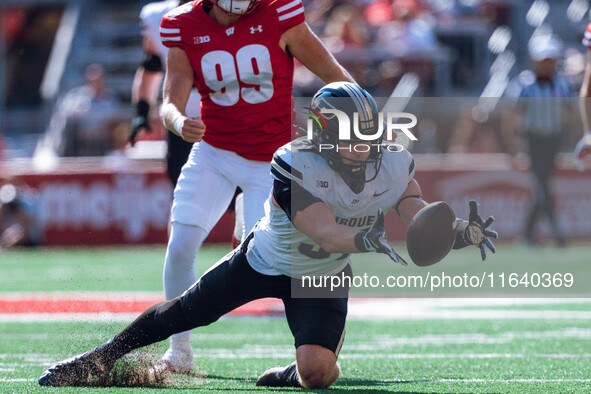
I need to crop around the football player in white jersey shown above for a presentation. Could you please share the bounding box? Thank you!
[39,82,497,389]
[130,0,200,187]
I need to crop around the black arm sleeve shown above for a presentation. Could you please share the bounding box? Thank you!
[135,100,150,118]
[141,52,163,72]
[394,195,423,216]
[273,179,322,222]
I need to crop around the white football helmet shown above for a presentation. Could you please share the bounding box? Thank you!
[212,0,259,15]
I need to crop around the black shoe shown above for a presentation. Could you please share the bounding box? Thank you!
[38,345,115,387]
[256,361,301,387]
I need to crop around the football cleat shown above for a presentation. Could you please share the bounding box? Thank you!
[256,361,301,387]
[157,347,194,375]
[38,346,115,387]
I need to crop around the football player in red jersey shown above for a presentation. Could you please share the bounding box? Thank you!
[577,22,591,169]
[154,0,355,374]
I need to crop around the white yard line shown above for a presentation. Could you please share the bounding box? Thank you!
[0,378,35,382]
[339,353,591,359]
[184,348,591,359]
[1,297,590,322]
[348,378,591,383]
[2,329,590,352]
[3,351,590,362]
[0,313,139,322]
[0,291,164,299]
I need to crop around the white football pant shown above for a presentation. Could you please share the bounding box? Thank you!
[163,141,272,351]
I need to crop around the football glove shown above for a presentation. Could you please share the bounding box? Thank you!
[456,200,498,261]
[129,100,151,146]
[355,209,408,266]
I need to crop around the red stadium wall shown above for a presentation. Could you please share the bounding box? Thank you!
[6,154,591,245]
[9,159,234,245]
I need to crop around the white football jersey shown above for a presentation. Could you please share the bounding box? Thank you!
[140,0,201,117]
[247,138,415,278]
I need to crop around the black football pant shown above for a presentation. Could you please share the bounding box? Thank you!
[102,234,348,362]
[166,130,194,188]
[525,134,564,242]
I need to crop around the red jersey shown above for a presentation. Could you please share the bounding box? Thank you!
[161,0,305,161]
[584,23,591,48]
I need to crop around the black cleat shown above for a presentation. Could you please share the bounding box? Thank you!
[256,361,302,387]
[38,345,115,387]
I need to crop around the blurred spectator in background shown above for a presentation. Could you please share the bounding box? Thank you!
[5,6,62,107]
[371,0,437,95]
[365,0,427,28]
[576,22,591,170]
[323,4,368,50]
[130,0,199,188]
[322,4,370,85]
[506,36,575,246]
[295,0,442,96]
[304,0,344,32]
[364,0,394,27]
[0,178,40,249]
[35,64,119,158]
[374,0,436,56]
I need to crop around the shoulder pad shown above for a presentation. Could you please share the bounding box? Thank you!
[140,1,175,21]
[165,2,193,19]
[382,145,415,183]
[272,0,305,33]
[271,142,303,185]
[161,3,193,46]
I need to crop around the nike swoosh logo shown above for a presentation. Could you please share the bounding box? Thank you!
[373,189,390,197]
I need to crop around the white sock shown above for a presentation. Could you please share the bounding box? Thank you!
[169,333,192,353]
[163,222,207,345]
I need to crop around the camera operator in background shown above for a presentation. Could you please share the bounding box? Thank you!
[35,64,119,158]
[0,178,39,250]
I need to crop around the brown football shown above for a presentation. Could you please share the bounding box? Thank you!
[406,201,457,267]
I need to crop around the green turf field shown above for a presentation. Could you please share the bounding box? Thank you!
[1,244,591,392]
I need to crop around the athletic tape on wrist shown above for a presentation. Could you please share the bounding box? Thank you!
[173,116,187,136]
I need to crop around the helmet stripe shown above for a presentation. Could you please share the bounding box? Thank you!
[350,84,375,123]
[341,83,371,123]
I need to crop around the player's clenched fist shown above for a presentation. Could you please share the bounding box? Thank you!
[174,116,206,143]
